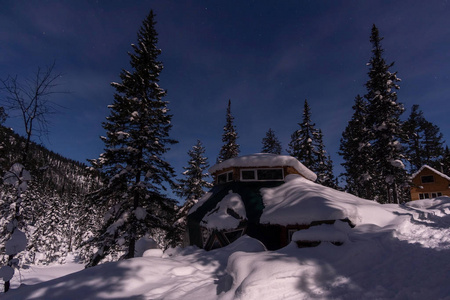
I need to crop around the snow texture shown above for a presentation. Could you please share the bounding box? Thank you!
[201,191,246,230]
[209,153,317,182]
[260,174,397,226]
[4,196,450,300]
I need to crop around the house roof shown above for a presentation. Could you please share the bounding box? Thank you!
[209,153,317,182]
[411,165,450,181]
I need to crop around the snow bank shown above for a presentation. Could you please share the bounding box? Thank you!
[209,153,317,182]
[261,175,398,227]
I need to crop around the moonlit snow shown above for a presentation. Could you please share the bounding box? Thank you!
[3,181,450,299]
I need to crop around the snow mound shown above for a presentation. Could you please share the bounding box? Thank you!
[261,175,398,227]
[291,221,350,244]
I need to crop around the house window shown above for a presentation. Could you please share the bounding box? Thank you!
[257,169,283,180]
[240,168,284,181]
[241,170,256,180]
[431,192,442,198]
[419,193,430,199]
[421,175,435,183]
[217,171,233,184]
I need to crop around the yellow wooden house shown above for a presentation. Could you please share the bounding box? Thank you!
[410,165,450,200]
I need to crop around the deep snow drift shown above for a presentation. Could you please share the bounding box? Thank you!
[3,181,450,299]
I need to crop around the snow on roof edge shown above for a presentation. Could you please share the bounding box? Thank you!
[411,165,450,181]
[209,153,317,181]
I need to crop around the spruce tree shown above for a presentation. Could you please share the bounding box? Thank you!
[339,95,374,199]
[364,24,406,203]
[218,100,239,162]
[87,11,177,267]
[441,146,450,175]
[170,140,212,246]
[287,99,320,170]
[261,128,282,154]
[402,105,444,172]
[315,129,336,188]
[176,140,212,202]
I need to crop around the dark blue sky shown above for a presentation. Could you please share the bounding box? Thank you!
[1,1,450,192]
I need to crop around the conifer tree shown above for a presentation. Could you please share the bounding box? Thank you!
[218,100,239,162]
[402,105,444,172]
[441,146,450,175]
[261,128,282,154]
[339,95,374,198]
[170,140,212,246]
[315,129,336,188]
[87,11,177,267]
[287,99,320,170]
[364,24,406,203]
[176,140,212,202]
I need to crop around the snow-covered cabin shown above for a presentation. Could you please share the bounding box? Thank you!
[187,154,354,250]
[410,165,450,200]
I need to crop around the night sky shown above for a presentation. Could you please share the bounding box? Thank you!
[1,1,450,196]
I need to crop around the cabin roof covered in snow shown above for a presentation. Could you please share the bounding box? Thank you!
[209,153,317,182]
[411,165,450,181]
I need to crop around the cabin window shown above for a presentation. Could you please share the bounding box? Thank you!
[217,171,233,184]
[257,169,283,180]
[421,175,435,183]
[240,168,284,181]
[419,193,430,199]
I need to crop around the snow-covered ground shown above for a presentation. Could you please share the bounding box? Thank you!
[3,187,450,299]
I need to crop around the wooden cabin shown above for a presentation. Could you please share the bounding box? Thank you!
[410,165,450,200]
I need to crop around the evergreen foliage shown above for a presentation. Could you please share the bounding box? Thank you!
[287,100,320,170]
[402,105,445,172]
[441,146,450,175]
[339,95,374,199]
[315,129,336,188]
[170,140,212,247]
[218,100,240,163]
[261,128,282,154]
[359,25,406,203]
[87,11,177,267]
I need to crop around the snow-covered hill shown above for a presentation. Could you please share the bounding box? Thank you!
[3,186,450,299]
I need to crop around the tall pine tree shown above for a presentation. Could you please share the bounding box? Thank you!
[364,24,406,203]
[170,140,212,246]
[339,95,374,199]
[218,100,239,162]
[261,128,282,154]
[287,99,320,171]
[402,104,444,173]
[315,129,336,188]
[87,11,177,267]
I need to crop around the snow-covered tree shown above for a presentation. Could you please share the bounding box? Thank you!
[441,146,450,175]
[339,95,374,198]
[315,129,336,188]
[402,105,444,173]
[87,11,177,267]
[287,99,320,171]
[169,140,213,246]
[217,100,239,163]
[176,140,212,202]
[1,163,30,292]
[364,24,406,203]
[261,128,282,154]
